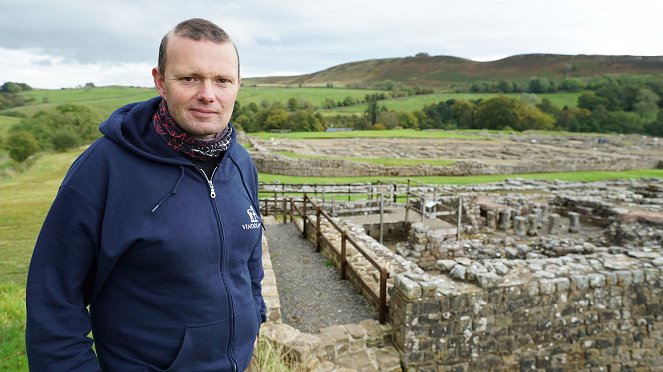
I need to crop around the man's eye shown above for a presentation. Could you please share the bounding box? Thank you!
[183,77,196,82]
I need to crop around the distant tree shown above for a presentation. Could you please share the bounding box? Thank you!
[559,78,586,91]
[517,104,555,131]
[364,94,385,125]
[398,112,419,129]
[577,92,609,111]
[377,110,399,129]
[262,107,289,131]
[595,110,645,134]
[451,99,475,129]
[286,97,298,112]
[496,80,513,93]
[536,98,560,119]
[528,77,552,93]
[422,101,453,129]
[1,81,31,93]
[5,131,39,162]
[556,107,592,132]
[474,96,554,131]
[288,110,325,132]
[342,96,357,106]
[322,98,336,109]
[645,111,663,137]
[474,96,520,130]
[633,88,660,121]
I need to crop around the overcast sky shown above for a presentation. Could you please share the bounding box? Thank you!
[1,0,661,89]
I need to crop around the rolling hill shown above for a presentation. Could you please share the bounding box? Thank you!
[244,54,663,88]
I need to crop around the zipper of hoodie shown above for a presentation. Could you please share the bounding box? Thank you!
[196,166,238,372]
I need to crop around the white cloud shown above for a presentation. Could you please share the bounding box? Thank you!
[0,48,154,89]
[0,0,661,88]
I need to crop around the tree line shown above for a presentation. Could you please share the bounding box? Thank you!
[230,76,663,136]
[2,76,662,163]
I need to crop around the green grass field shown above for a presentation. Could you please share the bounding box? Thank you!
[259,169,663,185]
[7,86,384,119]
[320,91,581,114]
[237,86,382,106]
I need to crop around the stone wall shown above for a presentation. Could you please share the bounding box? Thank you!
[385,179,663,370]
[391,265,663,370]
[252,153,658,178]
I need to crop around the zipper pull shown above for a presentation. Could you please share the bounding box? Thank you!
[208,179,216,199]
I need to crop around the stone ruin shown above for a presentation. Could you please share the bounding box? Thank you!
[391,178,663,370]
[244,132,663,178]
[260,178,663,371]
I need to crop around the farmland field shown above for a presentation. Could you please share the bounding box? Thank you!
[320,91,581,115]
[4,86,581,122]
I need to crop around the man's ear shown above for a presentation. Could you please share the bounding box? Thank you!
[152,67,166,98]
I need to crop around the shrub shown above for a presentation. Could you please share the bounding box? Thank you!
[5,132,39,162]
[51,129,81,152]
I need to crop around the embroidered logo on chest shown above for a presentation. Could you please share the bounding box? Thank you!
[242,205,261,230]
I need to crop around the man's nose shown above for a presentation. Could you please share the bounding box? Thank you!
[197,81,215,102]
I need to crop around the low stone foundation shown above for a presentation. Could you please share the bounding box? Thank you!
[260,178,663,371]
[391,265,663,370]
[245,133,661,178]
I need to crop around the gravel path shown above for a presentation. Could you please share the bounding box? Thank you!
[264,222,376,333]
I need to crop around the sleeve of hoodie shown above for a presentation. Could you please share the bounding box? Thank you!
[247,161,267,323]
[25,184,101,371]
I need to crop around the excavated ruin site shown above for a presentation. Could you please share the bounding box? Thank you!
[248,132,663,371]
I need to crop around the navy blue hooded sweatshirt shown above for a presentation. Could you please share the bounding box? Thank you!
[26,97,266,371]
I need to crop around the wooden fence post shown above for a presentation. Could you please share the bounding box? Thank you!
[302,194,308,239]
[282,197,287,224]
[289,197,294,223]
[316,206,321,252]
[341,232,347,280]
[379,269,388,324]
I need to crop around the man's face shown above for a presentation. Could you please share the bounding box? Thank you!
[152,35,240,139]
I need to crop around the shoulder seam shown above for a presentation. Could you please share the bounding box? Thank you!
[60,184,102,212]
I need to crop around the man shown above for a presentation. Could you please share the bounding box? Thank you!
[26,18,265,371]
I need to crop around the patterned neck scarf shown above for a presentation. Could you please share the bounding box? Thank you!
[153,99,233,161]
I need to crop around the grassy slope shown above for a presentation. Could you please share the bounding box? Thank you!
[0,150,80,371]
[0,116,21,138]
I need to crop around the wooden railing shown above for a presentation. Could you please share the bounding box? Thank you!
[288,194,389,324]
[403,179,462,239]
